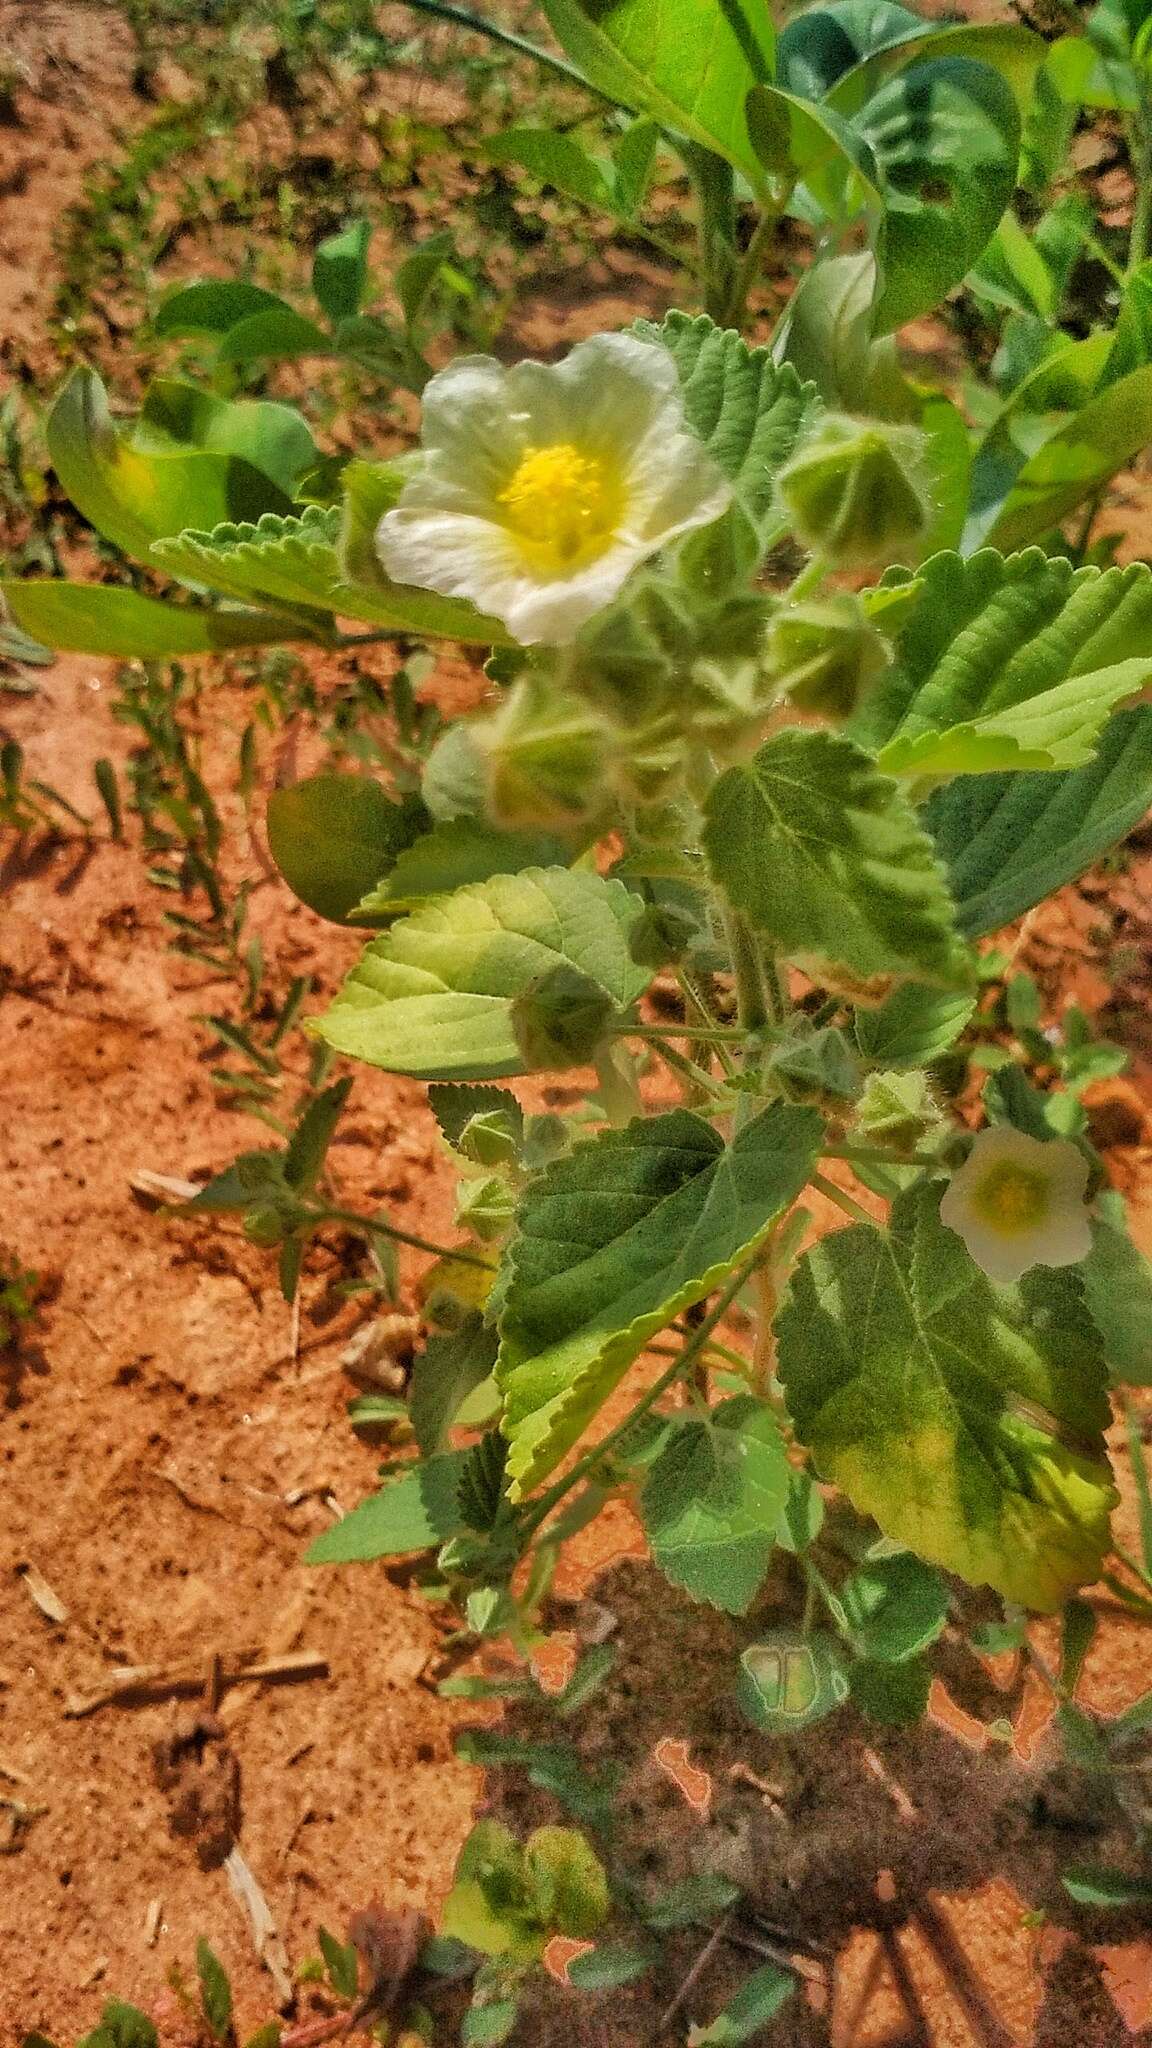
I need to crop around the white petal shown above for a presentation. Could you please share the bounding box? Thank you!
[377,507,644,644]
[1030,1207,1094,1271]
[948,1215,1036,1285]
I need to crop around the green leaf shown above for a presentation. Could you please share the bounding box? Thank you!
[525,1824,610,1937]
[777,2,932,102]
[313,219,371,324]
[925,706,1152,936]
[985,365,1152,553]
[777,1181,1116,1610]
[335,456,511,643]
[703,728,967,986]
[774,1466,825,1552]
[611,117,660,215]
[444,1822,536,1960]
[736,1630,850,1732]
[539,0,775,187]
[317,1925,360,1999]
[154,279,293,337]
[641,1396,790,1613]
[357,819,572,919]
[86,2008,158,2048]
[857,551,1152,779]
[485,128,614,212]
[643,1873,741,1931]
[283,1078,352,1193]
[747,82,882,225]
[396,230,460,333]
[305,1450,470,1564]
[1081,1190,1152,1386]
[454,1732,621,1832]
[48,368,293,566]
[428,1083,524,1154]
[134,379,317,497]
[462,2003,518,2045]
[312,868,652,1082]
[848,1654,932,1724]
[410,1318,500,1454]
[855,982,976,1067]
[854,58,1021,333]
[151,506,343,615]
[827,19,1042,121]
[458,1430,510,1532]
[216,306,332,365]
[196,1939,234,2044]
[267,772,428,925]
[497,1102,823,1496]
[635,312,819,564]
[1061,1865,1152,1908]
[688,1963,795,2044]
[0,580,309,658]
[566,1943,652,1990]
[838,1553,949,1661]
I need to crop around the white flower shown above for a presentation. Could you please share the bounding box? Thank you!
[376,333,732,646]
[939,1124,1092,1286]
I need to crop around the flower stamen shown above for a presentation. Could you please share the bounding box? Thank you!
[498,442,620,570]
[970,1161,1050,1235]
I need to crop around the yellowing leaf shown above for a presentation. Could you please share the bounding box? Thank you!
[777,1181,1116,1610]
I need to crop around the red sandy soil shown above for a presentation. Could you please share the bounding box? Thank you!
[2,4,1152,2042]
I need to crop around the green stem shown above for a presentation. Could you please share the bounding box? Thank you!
[309,1204,492,1268]
[824,1143,941,1167]
[624,1024,746,1044]
[810,1171,878,1229]
[683,144,738,322]
[1128,96,1152,272]
[644,1035,732,1104]
[723,909,769,1036]
[594,1043,643,1125]
[785,554,830,604]
[518,1257,758,1542]
[393,0,615,101]
[722,204,780,326]
[1069,488,1103,568]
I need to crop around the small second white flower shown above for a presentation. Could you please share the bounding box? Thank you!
[939,1123,1092,1285]
[376,332,732,646]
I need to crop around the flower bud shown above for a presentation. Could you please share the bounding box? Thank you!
[777,414,933,567]
[857,1069,945,1151]
[455,1172,517,1242]
[511,964,616,1070]
[475,676,613,834]
[766,595,890,720]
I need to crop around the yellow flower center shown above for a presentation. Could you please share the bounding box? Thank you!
[498,442,620,571]
[970,1160,1050,1235]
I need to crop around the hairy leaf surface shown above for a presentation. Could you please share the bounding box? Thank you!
[926,707,1152,935]
[498,1103,822,1495]
[312,868,652,1080]
[704,728,966,984]
[641,1396,790,1612]
[855,550,1152,777]
[777,1181,1115,1608]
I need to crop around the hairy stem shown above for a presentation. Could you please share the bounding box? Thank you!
[308,1204,492,1268]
